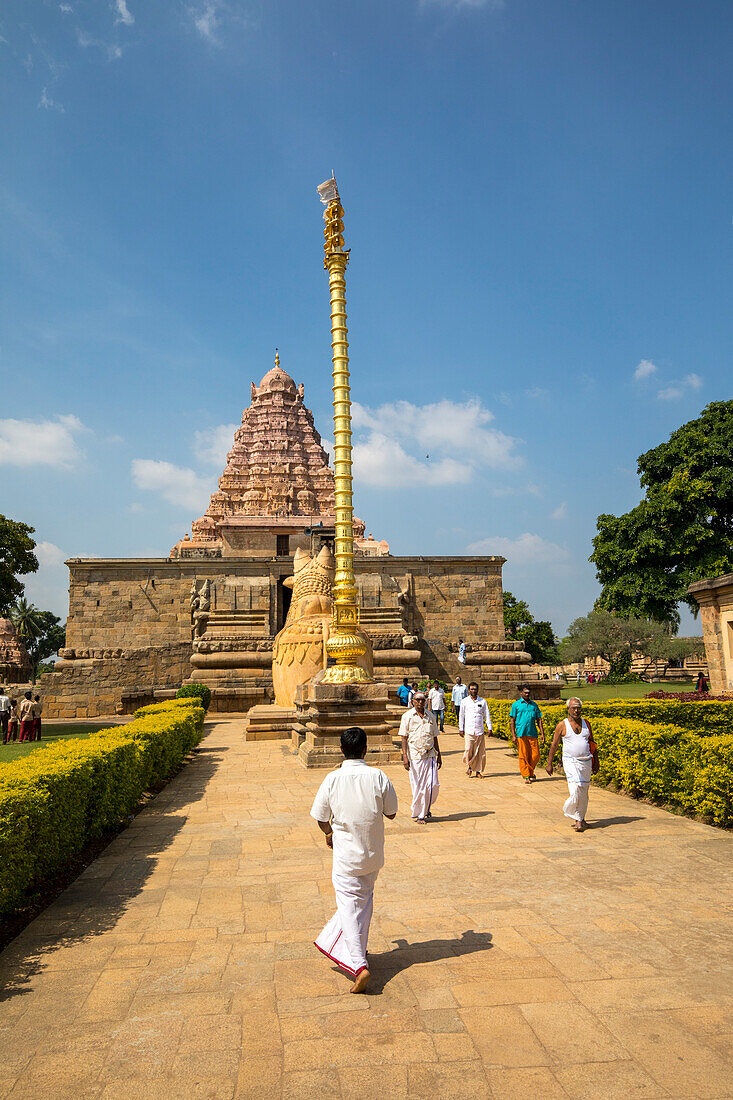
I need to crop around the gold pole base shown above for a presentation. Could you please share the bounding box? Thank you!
[321,663,373,685]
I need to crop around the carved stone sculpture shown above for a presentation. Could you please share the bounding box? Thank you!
[272,546,335,707]
[190,579,211,638]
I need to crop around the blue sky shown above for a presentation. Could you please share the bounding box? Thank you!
[1,0,731,635]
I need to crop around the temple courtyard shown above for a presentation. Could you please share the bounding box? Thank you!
[0,719,731,1100]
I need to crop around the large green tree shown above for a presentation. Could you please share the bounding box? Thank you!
[559,609,671,678]
[591,401,733,626]
[0,515,38,615]
[503,591,559,665]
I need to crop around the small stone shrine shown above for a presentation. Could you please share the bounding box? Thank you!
[0,619,32,684]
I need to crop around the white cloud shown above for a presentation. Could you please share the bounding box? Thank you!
[131,459,211,511]
[113,0,134,26]
[191,0,221,42]
[22,542,68,618]
[524,386,548,401]
[0,414,86,468]
[351,398,520,489]
[420,0,504,9]
[193,423,238,467]
[59,4,73,13]
[467,532,569,567]
[657,373,703,401]
[39,87,64,112]
[76,29,123,59]
[35,541,66,568]
[353,436,469,488]
[550,501,568,520]
[634,359,657,381]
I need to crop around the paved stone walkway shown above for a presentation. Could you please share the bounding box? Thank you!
[1,719,732,1099]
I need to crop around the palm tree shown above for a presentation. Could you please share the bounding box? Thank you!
[10,598,44,643]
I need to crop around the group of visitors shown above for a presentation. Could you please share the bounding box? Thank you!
[310,683,599,994]
[0,689,43,744]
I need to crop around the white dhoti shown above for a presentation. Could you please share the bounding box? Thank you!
[314,869,378,977]
[562,756,592,822]
[409,756,439,820]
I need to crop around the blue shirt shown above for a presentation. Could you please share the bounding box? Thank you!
[510,698,542,737]
[397,684,411,705]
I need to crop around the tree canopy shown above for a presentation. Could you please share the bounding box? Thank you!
[0,515,38,615]
[503,591,559,665]
[591,400,733,626]
[559,609,675,677]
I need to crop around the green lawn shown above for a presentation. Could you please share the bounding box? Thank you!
[0,723,119,764]
[559,680,694,702]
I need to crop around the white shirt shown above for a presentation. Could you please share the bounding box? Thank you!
[451,683,468,707]
[459,695,492,737]
[0,694,9,714]
[399,708,438,763]
[428,687,445,712]
[310,760,398,877]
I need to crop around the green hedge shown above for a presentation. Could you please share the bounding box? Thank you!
[446,697,733,739]
[0,700,205,919]
[591,718,733,827]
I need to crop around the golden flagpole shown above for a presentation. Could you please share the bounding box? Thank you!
[317,176,372,684]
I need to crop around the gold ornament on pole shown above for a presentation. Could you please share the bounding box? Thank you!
[317,176,373,685]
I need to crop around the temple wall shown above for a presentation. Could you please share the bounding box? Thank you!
[40,643,192,719]
[45,553,548,715]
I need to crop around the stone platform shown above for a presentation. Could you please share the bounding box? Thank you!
[0,718,731,1099]
[243,705,296,742]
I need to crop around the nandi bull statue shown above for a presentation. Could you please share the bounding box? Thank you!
[272,545,372,707]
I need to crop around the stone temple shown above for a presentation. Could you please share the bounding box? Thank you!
[41,356,559,718]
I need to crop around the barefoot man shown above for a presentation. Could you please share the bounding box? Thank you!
[399,691,442,823]
[459,681,491,778]
[311,726,398,993]
[509,684,545,784]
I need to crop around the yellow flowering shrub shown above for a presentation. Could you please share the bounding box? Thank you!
[0,701,205,918]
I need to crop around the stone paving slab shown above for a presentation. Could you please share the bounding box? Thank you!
[1,719,732,1099]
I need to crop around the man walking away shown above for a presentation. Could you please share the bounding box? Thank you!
[459,681,491,777]
[397,677,411,707]
[510,684,545,784]
[0,688,9,744]
[19,692,34,743]
[311,727,398,994]
[399,691,441,823]
[428,681,445,732]
[451,676,467,725]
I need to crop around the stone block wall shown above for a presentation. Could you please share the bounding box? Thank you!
[40,642,191,718]
[52,553,518,715]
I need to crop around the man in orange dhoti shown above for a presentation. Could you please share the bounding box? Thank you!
[510,685,545,783]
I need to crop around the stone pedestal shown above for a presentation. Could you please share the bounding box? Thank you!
[293,680,400,768]
[244,704,297,741]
